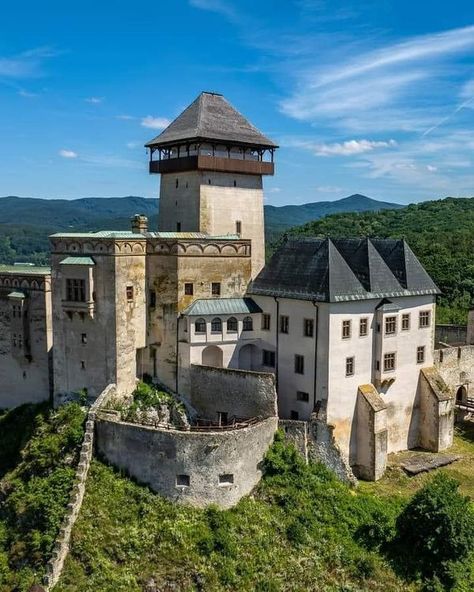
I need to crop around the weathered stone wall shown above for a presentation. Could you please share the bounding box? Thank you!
[418,367,454,452]
[434,345,474,399]
[43,384,116,591]
[189,364,277,420]
[435,324,467,347]
[96,414,278,509]
[0,270,52,408]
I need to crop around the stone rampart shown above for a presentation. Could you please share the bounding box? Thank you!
[189,364,277,420]
[96,414,277,509]
[434,345,474,398]
[42,384,116,591]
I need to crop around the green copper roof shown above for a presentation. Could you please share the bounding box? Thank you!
[51,230,241,240]
[0,265,51,276]
[7,291,26,299]
[183,297,262,316]
[60,256,95,266]
[51,231,142,239]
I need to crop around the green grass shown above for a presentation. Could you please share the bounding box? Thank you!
[0,403,86,592]
[57,435,415,592]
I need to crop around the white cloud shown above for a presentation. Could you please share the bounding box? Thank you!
[426,165,438,172]
[18,89,37,98]
[116,114,136,120]
[0,46,59,79]
[126,141,139,149]
[316,185,343,193]
[189,0,236,19]
[85,96,104,104]
[294,138,397,157]
[59,149,78,159]
[141,115,171,130]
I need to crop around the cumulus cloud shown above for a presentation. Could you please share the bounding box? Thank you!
[141,116,171,130]
[59,149,78,159]
[297,139,397,157]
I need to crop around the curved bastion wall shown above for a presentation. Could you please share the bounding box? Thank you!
[95,414,278,508]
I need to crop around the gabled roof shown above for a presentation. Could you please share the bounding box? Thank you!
[249,237,440,302]
[145,92,277,148]
[182,297,262,316]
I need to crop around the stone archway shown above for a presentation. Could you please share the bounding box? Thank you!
[202,345,223,368]
[456,385,467,404]
[238,343,259,371]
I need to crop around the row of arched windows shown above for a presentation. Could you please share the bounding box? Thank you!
[195,316,253,334]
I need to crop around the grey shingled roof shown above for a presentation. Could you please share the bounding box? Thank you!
[145,92,277,148]
[249,237,440,302]
[183,297,262,316]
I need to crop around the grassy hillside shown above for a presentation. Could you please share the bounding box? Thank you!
[0,403,85,591]
[275,197,474,323]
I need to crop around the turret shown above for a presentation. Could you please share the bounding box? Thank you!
[145,91,277,277]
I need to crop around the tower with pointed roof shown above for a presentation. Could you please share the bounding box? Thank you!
[145,92,277,277]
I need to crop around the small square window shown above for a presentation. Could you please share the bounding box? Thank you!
[346,356,354,376]
[359,318,368,336]
[280,315,289,334]
[402,313,410,331]
[385,316,397,335]
[262,349,275,367]
[219,473,234,486]
[417,346,425,364]
[184,283,194,296]
[342,320,351,339]
[176,474,190,487]
[261,313,271,331]
[304,318,314,337]
[126,286,134,301]
[384,352,396,372]
[294,354,304,375]
[296,391,309,402]
[211,282,221,296]
[419,310,431,328]
[290,410,299,420]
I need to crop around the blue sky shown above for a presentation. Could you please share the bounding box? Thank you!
[0,0,473,206]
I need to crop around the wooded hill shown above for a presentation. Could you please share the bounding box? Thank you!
[275,197,474,323]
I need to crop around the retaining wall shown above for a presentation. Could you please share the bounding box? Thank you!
[42,384,116,591]
[96,414,278,509]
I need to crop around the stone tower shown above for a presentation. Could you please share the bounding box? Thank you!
[145,92,277,278]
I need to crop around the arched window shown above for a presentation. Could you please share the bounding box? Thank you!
[227,317,238,332]
[243,316,253,331]
[195,318,206,334]
[211,317,222,333]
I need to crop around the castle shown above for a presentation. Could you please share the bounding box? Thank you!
[1,91,470,506]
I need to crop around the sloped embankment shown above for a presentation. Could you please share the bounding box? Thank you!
[0,403,86,591]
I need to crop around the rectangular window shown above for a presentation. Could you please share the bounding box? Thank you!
[217,411,228,426]
[176,222,182,232]
[261,313,271,331]
[126,286,134,301]
[290,410,299,420]
[211,282,221,296]
[304,318,314,337]
[236,220,242,235]
[385,316,397,335]
[184,283,194,296]
[419,310,431,328]
[384,352,396,372]
[81,333,87,344]
[149,290,156,308]
[219,473,234,486]
[359,318,368,336]
[80,360,86,370]
[262,349,276,367]
[66,278,86,302]
[342,320,351,339]
[402,313,410,331]
[280,315,289,334]
[296,391,309,402]
[294,354,304,375]
[176,474,190,487]
[417,346,425,364]
[346,356,354,376]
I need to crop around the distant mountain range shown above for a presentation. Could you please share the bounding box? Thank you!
[0,193,401,233]
[0,193,403,265]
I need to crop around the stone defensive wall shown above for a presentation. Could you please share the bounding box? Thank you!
[189,364,277,419]
[96,414,277,509]
[434,345,474,397]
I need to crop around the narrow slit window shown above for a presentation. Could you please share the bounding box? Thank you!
[126,286,134,301]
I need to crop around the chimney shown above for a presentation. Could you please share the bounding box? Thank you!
[131,214,148,234]
[467,307,474,345]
